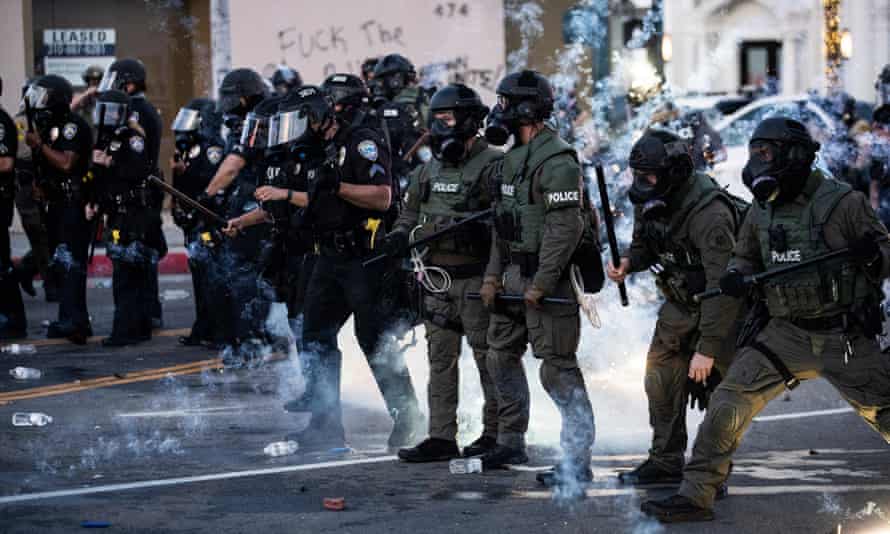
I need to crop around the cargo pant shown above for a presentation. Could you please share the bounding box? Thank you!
[423,275,498,442]
[486,264,595,461]
[645,300,734,472]
[679,318,890,509]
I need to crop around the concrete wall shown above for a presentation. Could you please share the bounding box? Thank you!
[0,0,30,114]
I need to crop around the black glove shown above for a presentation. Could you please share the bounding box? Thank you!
[850,232,882,267]
[307,165,342,206]
[719,269,750,298]
[382,231,409,258]
[686,368,722,411]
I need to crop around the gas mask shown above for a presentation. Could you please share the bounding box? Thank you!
[484,104,511,146]
[627,136,692,220]
[174,132,198,155]
[628,169,671,220]
[430,111,479,163]
[742,140,788,204]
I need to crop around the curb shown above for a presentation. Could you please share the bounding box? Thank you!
[13,249,191,278]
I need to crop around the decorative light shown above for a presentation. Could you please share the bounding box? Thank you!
[823,0,842,90]
[840,29,853,59]
[661,33,673,63]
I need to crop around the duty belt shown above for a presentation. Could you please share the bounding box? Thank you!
[314,227,374,258]
[504,250,539,278]
[110,187,151,209]
[790,313,849,332]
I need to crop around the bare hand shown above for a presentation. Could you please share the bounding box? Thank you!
[606,257,631,283]
[255,186,288,202]
[688,353,715,384]
[84,203,98,221]
[523,286,545,309]
[92,149,111,167]
[25,132,42,149]
[222,219,241,237]
[479,276,502,309]
[170,157,186,175]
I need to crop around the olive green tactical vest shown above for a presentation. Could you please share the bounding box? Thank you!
[415,143,502,258]
[752,171,878,319]
[496,129,576,255]
[394,86,429,126]
[644,172,744,306]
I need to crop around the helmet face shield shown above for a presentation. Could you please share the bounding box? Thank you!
[97,68,118,93]
[268,110,308,147]
[25,85,49,110]
[171,108,201,132]
[239,112,269,150]
[93,101,127,128]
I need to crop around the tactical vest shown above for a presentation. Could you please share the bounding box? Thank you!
[644,172,746,307]
[415,143,501,260]
[752,171,879,319]
[495,129,576,256]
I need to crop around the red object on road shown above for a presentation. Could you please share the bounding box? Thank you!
[323,497,345,511]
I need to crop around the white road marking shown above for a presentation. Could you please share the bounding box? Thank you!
[753,407,855,422]
[116,406,249,418]
[0,455,397,505]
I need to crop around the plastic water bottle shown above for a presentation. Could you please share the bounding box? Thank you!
[12,413,53,427]
[2,344,37,355]
[264,440,299,457]
[449,457,483,474]
[9,366,42,380]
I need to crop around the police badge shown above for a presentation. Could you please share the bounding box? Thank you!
[357,140,378,162]
[63,123,78,140]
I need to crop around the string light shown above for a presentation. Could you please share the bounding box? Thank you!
[823,0,843,90]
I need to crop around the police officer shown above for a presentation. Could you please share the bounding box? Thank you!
[642,117,890,523]
[649,102,726,171]
[87,90,156,346]
[71,64,104,135]
[361,57,379,85]
[24,75,93,343]
[479,70,595,489]
[100,58,166,329]
[270,66,302,97]
[0,75,26,339]
[607,130,745,487]
[388,84,503,462]
[170,98,226,347]
[260,86,423,451]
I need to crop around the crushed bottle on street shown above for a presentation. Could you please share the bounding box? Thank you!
[12,413,53,427]
[264,440,299,457]
[9,366,42,380]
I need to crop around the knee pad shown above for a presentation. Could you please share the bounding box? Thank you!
[539,362,584,404]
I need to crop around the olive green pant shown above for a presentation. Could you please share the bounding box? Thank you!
[486,264,595,458]
[645,300,734,472]
[679,318,890,509]
[14,184,51,281]
[423,275,498,442]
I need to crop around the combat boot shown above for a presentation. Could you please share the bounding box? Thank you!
[462,435,497,457]
[617,459,682,485]
[536,460,594,489]
[640,495,714,523]
[480,444,528,470]
[397,438,460,463]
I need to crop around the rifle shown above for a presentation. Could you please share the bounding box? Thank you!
[362,207,494,267]
[465,292,575,305]
[147,175,228,228]
[595,164,629,306]
[403,131,430,162]
[693,234,890,303]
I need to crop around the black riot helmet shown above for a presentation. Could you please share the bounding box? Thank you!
[172,97,219,152]
[371,54,416,101]
[742,117,820,205]
[322,73,369,125]
[239,94,282,156]
[99,58,147,93]
[627,129,694,219]
[876,64,890,107]
[217,68,267,118]
[82,65,104,86]
[93,89,130,131]
[270,66,303,96]
[268,86,334,157]
[26,74,73,128]
[427,84,489,163]
[361,57,379,83]
[485,70,554,146]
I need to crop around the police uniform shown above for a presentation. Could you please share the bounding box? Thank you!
[129,94,166,326]
[485,126,595,462]
[94,126,157,344]
[172,136,225,346]
[0,106,26,338]
[393,140,501,447]
[297,123,422,449]
[677,171,890,510]
[40,113,93,339]
[623,172,745,476]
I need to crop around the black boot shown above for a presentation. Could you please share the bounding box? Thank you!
[640,494,714,523]
[397,438,460,463]
[462,435,497,457]
[536,461,593,489]
[617,459,682,485]
[480,444,528,470]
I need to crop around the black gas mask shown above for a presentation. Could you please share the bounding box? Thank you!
[484,104,511,146]
[627,135,693,220]
[175,132,198,155]
[430,111,479,163]
[742,139,813,205]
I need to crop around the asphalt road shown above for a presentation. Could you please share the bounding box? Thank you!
[1,278,889,533]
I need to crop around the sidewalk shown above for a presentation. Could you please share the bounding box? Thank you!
[10,210,191,276]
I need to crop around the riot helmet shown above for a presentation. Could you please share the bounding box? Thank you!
[427,84,488,163]
[485,70,554,146]
[93,90,130,131]
[217,68,267,119]
[627,129,694,219]
[371,54,416,101]
[239,94,282,155]
[270,65,303,96]
[742,117,819,205]
[269,86,333,149]
[322,73,369,125]
[172,97,218,153]
[26,74,73,128]
[876,64,890,108]
[82,65,104,87]
[99,58,147,93]
[361,57,379,83]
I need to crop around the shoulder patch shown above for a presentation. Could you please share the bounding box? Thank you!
[358,140,378,162]
[207,146,223,165]
[705,224,735,253]
[417,145,432,163]
[129,136,145,153]
[63,123,78,140]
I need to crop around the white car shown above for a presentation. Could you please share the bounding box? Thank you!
[711,95,838,200]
